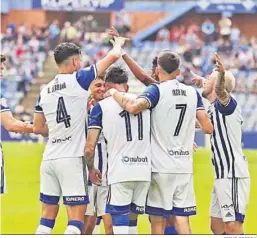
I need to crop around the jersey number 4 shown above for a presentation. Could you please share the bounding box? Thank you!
[119,110,143,141]
[56,97,71,128]
[174,104,187,136]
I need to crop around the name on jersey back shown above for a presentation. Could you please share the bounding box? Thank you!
[47,82,67,94]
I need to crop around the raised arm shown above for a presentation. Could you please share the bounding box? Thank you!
[109,27,157,86]
[214,53,230,106]
[122,53,157,86]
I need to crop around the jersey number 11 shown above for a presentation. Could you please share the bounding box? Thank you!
[119,110,143,141]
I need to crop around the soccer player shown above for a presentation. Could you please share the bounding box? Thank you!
[108,51,213,234]
[0,54,33,195]
[85,66,152,234]
[33,39,123,235]
[192,53,250,235]
[83,76,113,235]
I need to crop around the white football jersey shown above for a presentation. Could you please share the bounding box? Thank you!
[35,65,97,160]
[208,97,250,179]
[88,93,151,185]
[139,80,205,174]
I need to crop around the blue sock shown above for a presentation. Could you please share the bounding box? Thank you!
[96,217,101,226]
[164,225,177,235]
[40,218,55,229]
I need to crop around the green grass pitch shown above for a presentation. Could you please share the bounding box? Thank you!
[1,143,256,234]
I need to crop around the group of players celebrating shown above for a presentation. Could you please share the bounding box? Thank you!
[0,28,250,235]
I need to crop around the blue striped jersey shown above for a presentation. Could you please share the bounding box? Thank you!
[208,97,250,179]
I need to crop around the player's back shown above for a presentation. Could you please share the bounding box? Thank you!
[150,80,202,174]
[37,70,93,160]
[96,93,151,185]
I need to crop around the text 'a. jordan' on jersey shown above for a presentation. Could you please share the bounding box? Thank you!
[208,96,250,179]
[34,64,97,160]
[138,80,205,174]
[88,93,152,185]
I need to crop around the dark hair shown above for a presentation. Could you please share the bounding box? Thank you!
[104,66,128,84]
[152,56,158,68]
[1,55,6,63]
[157,50,180,74]
[53,42,81,65]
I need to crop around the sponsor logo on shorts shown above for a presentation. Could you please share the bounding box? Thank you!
[52,136,72,144]
[121,156,148,165]
[168,149,189,157]
[135,206,144,212]
[221,204,233,209]
[184,206,196,213]
[225,212,233,218]
[66,196,85,202]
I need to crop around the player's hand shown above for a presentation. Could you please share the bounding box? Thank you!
[89,168,102,185]
[215,52,225,73]
[110,36,129,48]
[109,27,120,38]
[190,71,205,88]
[193,142,198,152]
[22,121,33,134]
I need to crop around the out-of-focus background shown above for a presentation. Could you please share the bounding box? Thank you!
[1,0,257,234]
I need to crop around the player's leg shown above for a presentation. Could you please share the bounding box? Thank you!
[97,186,113,234]
[164,216,178,235]
[59,157,89,235]
[172,174,196,234]
[106,182,133,234]
[216,178,250,235]
[146,173,174,234]
[0,150,7,194]
[83,185,97,234]
[210,186,225,234]
[36,160,60,234]
[129,181,150,234]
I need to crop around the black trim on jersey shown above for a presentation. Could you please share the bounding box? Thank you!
[107,185,111,204]
[232,178,239,214]
[211,144,220,179]
[215,109,230,175]
[97,143,103,173]
[137,112,143,140]
[210,114,224,178]
[222,115,236,178]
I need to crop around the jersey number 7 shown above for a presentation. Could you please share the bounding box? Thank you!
[119,110,143,141]
[56,97,71,128]
[174,104,187,136]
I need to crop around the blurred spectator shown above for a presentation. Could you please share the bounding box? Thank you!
[113,10,131,36]
[218,15,232,41]
[230,24,241,45]
[60,21,77,43]
[201,19,215,44]
[156,27,170,42]
[49,20,60,50]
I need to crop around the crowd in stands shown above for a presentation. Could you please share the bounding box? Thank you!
[156,15,257,93]
[1,14,257,122]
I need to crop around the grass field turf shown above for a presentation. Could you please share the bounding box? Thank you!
[0,143,256,234]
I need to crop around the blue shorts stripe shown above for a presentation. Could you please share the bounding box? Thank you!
[106,204,130,215]
[145,205,172,217]
[172,206,196,216]
[40,193,59,205]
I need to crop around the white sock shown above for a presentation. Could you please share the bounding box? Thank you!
[129,225,137,234]
[35,225,52,234]
[113,226,129,234]
[64,225,81,235]
[93,225,100,234]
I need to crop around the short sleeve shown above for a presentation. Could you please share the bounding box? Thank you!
[214,96,237,116]
[88,103,103,129]
[76,64,97,91]
[138,84,160,109]
[0,96,10,112]
[35,96,43,113]
[196,89,205,110]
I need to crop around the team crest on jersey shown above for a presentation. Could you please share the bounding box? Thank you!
[0,98,8,108]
